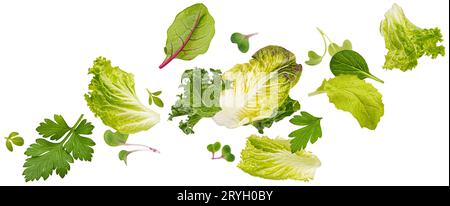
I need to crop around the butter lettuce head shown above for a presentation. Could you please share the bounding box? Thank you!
[213,46,302,128]
[238,135,321,181]
[380,4,445,71]
[85,57,160,134]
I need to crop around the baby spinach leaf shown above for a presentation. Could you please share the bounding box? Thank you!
[330,50,384,83]
[159,3,215,69]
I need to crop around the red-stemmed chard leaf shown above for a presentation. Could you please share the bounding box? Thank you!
[159,3,215,69]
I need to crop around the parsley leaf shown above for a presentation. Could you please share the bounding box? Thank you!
[36,115,70,140]
[288,111,322,153]
[23,114,95,182]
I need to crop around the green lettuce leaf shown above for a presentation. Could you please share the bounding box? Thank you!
[169,68,223,134]
[310,75,384,130]
[380,3,445,71]
[85,57,160,134]
[213,46,302,128]
[238,135,321,181]
[249,96,300,134]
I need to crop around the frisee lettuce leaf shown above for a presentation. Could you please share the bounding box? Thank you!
[380,3,445,71]
[238,135,321,181]
[85,57,160,134]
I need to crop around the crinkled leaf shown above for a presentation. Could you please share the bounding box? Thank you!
[238,135,321,181]
[213,46,302,129]
[85,57,160,134]
[250,96,300,134]
[380,3,445,71]
[169,68,223,134]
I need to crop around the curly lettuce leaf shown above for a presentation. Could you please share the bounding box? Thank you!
[85,57,160,134]
[238,135,321,181]
[249,96,300,134]
[169,68,223,134]
[213,46,302,128]
[380,3,445,71]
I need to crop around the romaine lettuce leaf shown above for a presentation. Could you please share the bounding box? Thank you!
[85,57,160,134]
[213,46,302,128]
[380,4,445,71]
[238,135,321,181]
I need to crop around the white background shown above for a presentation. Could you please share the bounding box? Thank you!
[0,0,448,186]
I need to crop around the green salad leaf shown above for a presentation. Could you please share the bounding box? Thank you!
[23,115,95,182]
[159,3,215,69]
[249,96,300,134]
[288,112,322,152]
[306,28,352,66]
[104,130,128,147]
[85,57,160,134]
[169,68,223,134]
[380,3,445,71]
[231,32,258,53]
[330,50,384,83]
[147,89,164,108]
[238,135,321,181]
[207,142,235,162]
[4,132,24,152]
[213,46,302,129]
[328,40,352,56]
[310,75,384,130]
